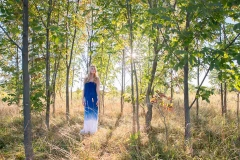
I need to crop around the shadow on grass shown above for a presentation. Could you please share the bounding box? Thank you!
[122,127,179,160]
[191,110,240,158]
[0,113,85,160]
[99,113,122,157]
[0,117,24,159]
[39,115,85,158]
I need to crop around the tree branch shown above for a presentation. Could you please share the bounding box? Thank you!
[32,0,47,28]
[0,25,22,51]
[189,33,240,109]
[159,28,181,62]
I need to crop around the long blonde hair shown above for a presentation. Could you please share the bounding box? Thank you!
[84,65,98,83]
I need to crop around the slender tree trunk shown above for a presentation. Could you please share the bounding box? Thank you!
[22,0,34,158]
[52,57,57,117]
[121,49,125,114]
[66,24,78,121]
[219,26,224,116]
[237,92,239,132]
[98,44,103,114]
[139,64,143,95]
[184,11,191,151]
[223,82,227,115]
[222,24,227,116]
[170,69,173,103]
[65,0,70,121]
[16,47,20,106]
[196,58,200,119]
[71,66,75,104]
[184,60,190,140]
[145,51,158,130]
[65,0,80,121]
[102,54,111,115]
[133,62,140,132]
[52,8,60,117]
[145,0,160,131]
[30,31,34,88]
[131,57,136,134]
[66,67,70,120]
[126,0,136,134]
[45,0,52,130]
[87,0,94,70]
[221,81,224,115]
[52,53,61,117]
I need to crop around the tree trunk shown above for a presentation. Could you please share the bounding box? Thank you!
[65,0,80,121]
[45,0,52,130]
[145,50,158,130]
[219,25,224,116]
[30,31,35,88]
[52,7,61,117]
[16,47,20,106]
[145,0,160,131]
[65,0,70,120]
[22,0,34,158]
[133,62,140,132]
[222,25,227,116]
[102,54,111,115]
[221,82,224,115]
[121,49,125,114]
[170,69,173,104]
[87,0,94,70]
[66,23,77,121]
[66,67,70,120]
[98,44,103,114]
[223,82,227,115]
[126,0,136,134]
[196,58,200,119]
[184,11,191,151]
[52,53,61,117]
[71,66,75,104]
[52,57,57,118]
[237,92,239,132]
[184,58,190,140]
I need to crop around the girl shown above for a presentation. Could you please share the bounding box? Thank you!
[80,65,100,134]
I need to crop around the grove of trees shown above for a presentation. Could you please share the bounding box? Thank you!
[0,0,239,159]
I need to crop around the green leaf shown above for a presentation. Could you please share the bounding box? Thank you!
[49,26,59,31]
[198,87,214,103]
[33,26,42,31]
[54,37,60,44]
[152,23,163,28]
[175,50,186,55]
[233,54,240,65]
[174,58,185,71]
[233,23,240,32]
[160,15,171,21]
[209,63,215,71]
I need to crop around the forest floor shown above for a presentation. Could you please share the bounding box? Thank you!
[0,92,240,160]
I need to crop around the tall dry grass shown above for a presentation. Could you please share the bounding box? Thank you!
[0,91,239,159]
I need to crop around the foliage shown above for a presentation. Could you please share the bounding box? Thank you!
[0,0,240,158]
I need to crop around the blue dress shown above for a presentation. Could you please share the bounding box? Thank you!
[80,81,98,134]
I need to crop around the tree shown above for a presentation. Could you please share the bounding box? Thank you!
[45,0,53,130]
[65,0,80,121]
[121,49,125,114]
[183,10,191,150]
[22,0,34,158]
[143,0,169,130]
[126,0,136,134]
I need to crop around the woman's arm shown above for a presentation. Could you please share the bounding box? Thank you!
[96,77,100,106]
[82,78,86,106]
